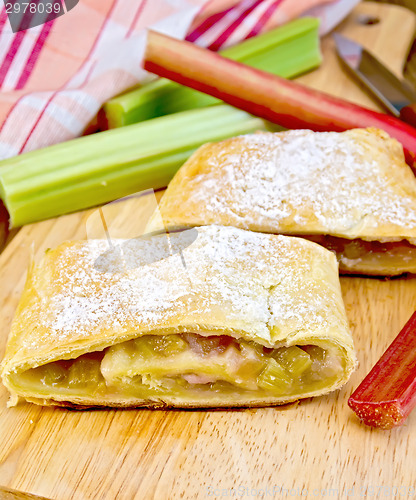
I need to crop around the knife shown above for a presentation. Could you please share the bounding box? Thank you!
[333,33,416,128]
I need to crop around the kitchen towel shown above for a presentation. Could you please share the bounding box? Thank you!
[0,0,360,159]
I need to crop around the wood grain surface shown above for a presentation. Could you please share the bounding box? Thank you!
[1,3,416,499]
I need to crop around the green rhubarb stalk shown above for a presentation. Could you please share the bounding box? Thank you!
[103,17,321,128]
[0,106,271,227]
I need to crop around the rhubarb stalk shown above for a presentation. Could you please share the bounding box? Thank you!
[143,30,416,170]
[103,18,321,128]
[0,201,8,250]
[348,311,416,430]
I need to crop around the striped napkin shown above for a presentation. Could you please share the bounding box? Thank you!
[0,0,360,160]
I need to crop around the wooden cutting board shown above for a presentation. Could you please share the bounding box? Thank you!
[1,3,416,499]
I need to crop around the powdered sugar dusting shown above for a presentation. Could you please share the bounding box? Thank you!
[17,226,348,356]
[180,130,416,238]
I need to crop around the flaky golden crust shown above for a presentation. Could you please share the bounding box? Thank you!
[147,129,416,269]
[1,226,356,408]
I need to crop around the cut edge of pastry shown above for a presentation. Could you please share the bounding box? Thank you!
[2,330,355,409]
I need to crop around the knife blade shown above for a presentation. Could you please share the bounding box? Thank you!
[333,33,416,128]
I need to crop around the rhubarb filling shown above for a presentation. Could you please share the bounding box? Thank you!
[300,235,416,275]
[12,333,345,401]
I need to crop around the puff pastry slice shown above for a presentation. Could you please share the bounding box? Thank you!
[147,128,416,275]
[1,226,356,408]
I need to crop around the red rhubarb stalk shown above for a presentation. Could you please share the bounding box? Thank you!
[0,201,8,251]
[143,30,416,170]
[348,311,416,430]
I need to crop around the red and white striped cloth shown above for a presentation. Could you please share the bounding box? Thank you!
[0,0,360,160]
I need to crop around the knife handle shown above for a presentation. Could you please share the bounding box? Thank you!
[400,103,416,129]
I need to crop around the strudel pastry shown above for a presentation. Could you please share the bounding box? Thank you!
[1,225,356,408]
[147,128,416,275]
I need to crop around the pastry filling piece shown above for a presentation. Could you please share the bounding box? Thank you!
[302,235,416,274]
[15,333,345,400]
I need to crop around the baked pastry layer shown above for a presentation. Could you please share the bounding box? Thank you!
[0,225,356,408]
[147,128,416,275]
